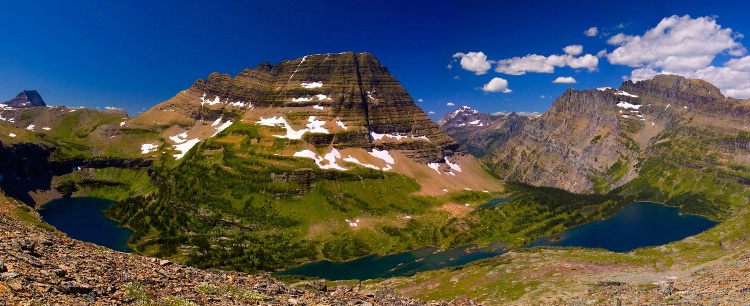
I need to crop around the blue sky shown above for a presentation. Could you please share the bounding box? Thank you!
[2,1,750,120]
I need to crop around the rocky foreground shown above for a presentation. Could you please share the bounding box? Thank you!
[557,252,750,305]
[0,193,466,305]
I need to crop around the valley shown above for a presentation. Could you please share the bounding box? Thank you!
[2,53,750,305]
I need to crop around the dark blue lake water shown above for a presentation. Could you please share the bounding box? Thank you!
[524,201,718,252]
[38,197,132,253]
[277,201,717,280]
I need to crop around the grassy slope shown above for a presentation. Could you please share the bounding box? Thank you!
[105,121,643,274]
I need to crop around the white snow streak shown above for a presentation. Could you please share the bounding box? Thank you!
[445,157,462,172]
[616,101,642,110]
[173,138,201,159]
[8,133,16,138]
[301,81,323,88]
[615,91,639,98]
[26,125,35,131]
[369,149,395,165]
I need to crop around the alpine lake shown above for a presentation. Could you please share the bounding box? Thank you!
[39,197,716,281]
[38,197,133,253]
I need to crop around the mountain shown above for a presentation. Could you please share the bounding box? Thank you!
[456,75,750,195]
[438,106,529,158]
[1,90,46,108]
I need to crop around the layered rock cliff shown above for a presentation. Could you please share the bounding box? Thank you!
[482,75,750,194]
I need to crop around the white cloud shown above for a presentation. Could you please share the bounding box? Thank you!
[613,15,750,99]
[564,45,583,56]
[428,111,436,114]
[495,54,557,75]
[540,95,546,98]
[607,15,746,71]
[447,63,453,69]
[417,98,424,102]
[452,51,493,75]
[553,76,577,83]
[454,75,460,80]
[482,77,512,93]
[597,49,607,58]
[584,27,599,37]
[446,102,455,106]
[495,49,598,75]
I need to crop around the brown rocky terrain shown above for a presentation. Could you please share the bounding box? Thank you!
[0,191,470,305]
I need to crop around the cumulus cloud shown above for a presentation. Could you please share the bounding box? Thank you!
[417,98,423,102]
[452,51,493,75]
[540,95,546,98]
[482,77,512,93]
[553,76,577,83]
[612,15,750,98]
[608,15,745,71]
[428,111,436,114]
[564,45,583,56]
[494,48,598,75]
[597,49,607,58]
[584,27,598,37]
[446,102,455,106]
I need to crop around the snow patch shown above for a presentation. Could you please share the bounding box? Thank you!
[120,121,126,127]
[371,131,429,142]
[616,101,642,110]
[370,149,395,165]
[169,132,188,144]
[445,157,462,172]
[211,117,223,127]
[336,119,347,130]
[301,81,323,88]
[293,149,347,171]
[26,124,35,131]
[342,156,380,170]
[212,120,232,137]
[292,97,313,102]
[257,116,328,140]
[615,91,638,98]
[427,163,441,174]
[315,94,331,100]
[8,133,16,138]
[313,105,324,110]
[141,143,158,154]
[200,93,221,106]
[173,138,201,159]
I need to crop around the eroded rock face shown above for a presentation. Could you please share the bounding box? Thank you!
[482,75,748,194]
[1,90,46,108]
[151,52,464,163]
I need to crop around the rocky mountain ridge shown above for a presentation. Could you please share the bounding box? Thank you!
[438,106,529,158]
[468,74,750,194]
[1,90,46,108]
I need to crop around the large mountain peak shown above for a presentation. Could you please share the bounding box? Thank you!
[1,90,47,108]
[128,52,495,194]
